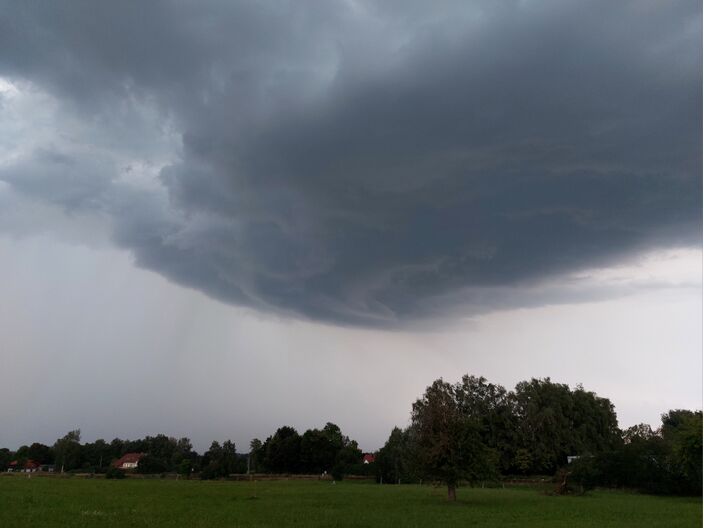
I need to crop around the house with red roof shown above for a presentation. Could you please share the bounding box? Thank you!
[113,453,145,470]
[8,459,41,472]
[362,453,375,464]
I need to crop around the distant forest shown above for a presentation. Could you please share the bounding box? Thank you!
[2,376,701,496]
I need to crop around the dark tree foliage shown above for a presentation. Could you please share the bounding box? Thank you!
[105,467,126,479]
[81,439,111,470]
[456,376,518,473]
[262,426,302,474]
[249,439,263,473]
[512,379,619,474]
[111,435,198,474]
[27,443,54,464]
[177,459,193,478]
[375,427,418,484]
[137,454,169,474]
[376,374,632,496]
[200,440,241,479]
[332,425,364,477]
[622,423,657,444]
[14,445,30,461]
[663,410,702,492]
[248,423,364,476]
[0,448,12,471]
[252,423,362,477]
[53,430,82,471]
[570,410,702,495]
[300,427,339,474]
[109,438,126,459]
[411,379,497,500]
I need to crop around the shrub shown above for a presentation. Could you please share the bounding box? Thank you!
[200,463,222,480]
[331,463,345,481]
[568,457,600,493]
[178,460,192,478]
[105,467,126,479]
[137,455,168,474]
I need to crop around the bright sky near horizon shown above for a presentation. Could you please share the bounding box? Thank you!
[0,234,700,452]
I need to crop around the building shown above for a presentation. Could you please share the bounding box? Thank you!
[362,453,375,464]
[7,459,41,472]
[113,453,145,470]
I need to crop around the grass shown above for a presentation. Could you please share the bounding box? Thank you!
[0,476,700,527]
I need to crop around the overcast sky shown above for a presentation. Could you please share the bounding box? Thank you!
[0,0,701,452]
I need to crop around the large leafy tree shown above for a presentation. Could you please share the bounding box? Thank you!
[249,439,263,473]
[661,409,702,494]
[0,448,12,471]
[300,428,337,473]
[376,427,417,484]
[512,378,575,473]
[263,426,301,474]
[201,439,240,478]
[512,378,618,473]
[455,375,517,473]
[172,437,197,469]
[82,439,110,469]
[27,443,53,464]
[54,430,82,472]
[411,379,496,500]
[571,409,702,495]
[298,422,362,476]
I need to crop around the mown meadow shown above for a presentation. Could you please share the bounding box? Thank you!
[0,476,700,528]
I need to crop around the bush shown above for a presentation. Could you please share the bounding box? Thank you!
[345,462,377,477]
[331,463,345,481]
[568,457,600,493]
[137,455,168,474]
[105,467,126,479]
[178,460,192,478]
[200,463,222,480]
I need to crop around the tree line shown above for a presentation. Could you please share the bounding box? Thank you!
[0,430,202,476]
[2,374,700,497]
[0,422,368,480]
[374,375,701,499]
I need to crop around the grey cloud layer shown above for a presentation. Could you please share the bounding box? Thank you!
[0,0,700,326]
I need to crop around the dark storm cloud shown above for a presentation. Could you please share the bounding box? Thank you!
[0,0,700,326]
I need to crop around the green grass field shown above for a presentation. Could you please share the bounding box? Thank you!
[0,476,700,528]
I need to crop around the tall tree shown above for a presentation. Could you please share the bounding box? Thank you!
[54,430,82,472]
[249,439,263,473]
[27,443,53,464]
[264,426,301,474]
[622,423,657,444]
[172,437,196,469]
[661,410,702,494]
[0,448,11,471]
[411,379,496,500]
[376,427,417,484]
[82,439,110,469]
[300,428,336,473]
[512,378,618,473]
[455,375,517,472]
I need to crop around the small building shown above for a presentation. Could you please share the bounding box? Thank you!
[8,459,41,473]
[362,453,375,464]
[113,453,145,470]
[567,455,580,464]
